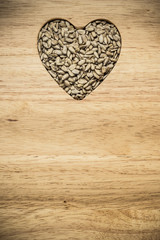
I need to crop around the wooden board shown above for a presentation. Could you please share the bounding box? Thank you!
[0,0,160,239]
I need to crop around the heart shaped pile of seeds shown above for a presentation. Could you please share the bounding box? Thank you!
[37,19,121,100]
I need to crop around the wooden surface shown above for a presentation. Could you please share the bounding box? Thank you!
[0,0,160,239]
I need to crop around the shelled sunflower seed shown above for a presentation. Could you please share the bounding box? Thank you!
[37,19,121,100]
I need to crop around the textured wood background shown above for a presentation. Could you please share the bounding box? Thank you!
[0,0,160,239]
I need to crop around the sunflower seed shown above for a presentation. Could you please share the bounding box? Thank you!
[68,69,75,77]
[78,35,83,44]
[62,45,67,54]
[87,26,94,32]
[85,85,92,91]
[85,64,90,71]
[99,35,103,43]
[91,64,95,70]
[38,41,42,52]
[53,26,58,32]
[62,66,68,72]
[54,50,62,55]
[48,39,52,48]
[43,36,48,42]
[78,79,87,84]
[77,30,85,35]
[86,50,93,55]
[104,57,109,65]
[93,72,99,79]
[64,80,70,86]
[72,89,79,94]
[98,58,104,63]
[86,41,90,47]
[113,34,120,41]
[66,38,73,43]
[117,41,121,47]
[51,39,57,45]
[95,69,102,75]
[87,72,93,78]
[72,69,79,75]
[48,70,56,78]
[46,48,53,55]
[106,51,113,56]
[69,64,76,70]
[102,66,107,74]
[69,46,75,53]
[84,82,89,88]
[94,51,99,58]
[62,73,69,81]
[91,31,96,38]
[78,60,85,65]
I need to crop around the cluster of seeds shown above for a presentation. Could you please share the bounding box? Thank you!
[37,19,121,100]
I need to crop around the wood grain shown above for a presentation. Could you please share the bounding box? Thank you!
[0,0,160,239]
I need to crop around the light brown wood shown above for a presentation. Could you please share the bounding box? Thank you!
[0,0,160,239]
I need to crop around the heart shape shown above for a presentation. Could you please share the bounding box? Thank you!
[37,19,121,100]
